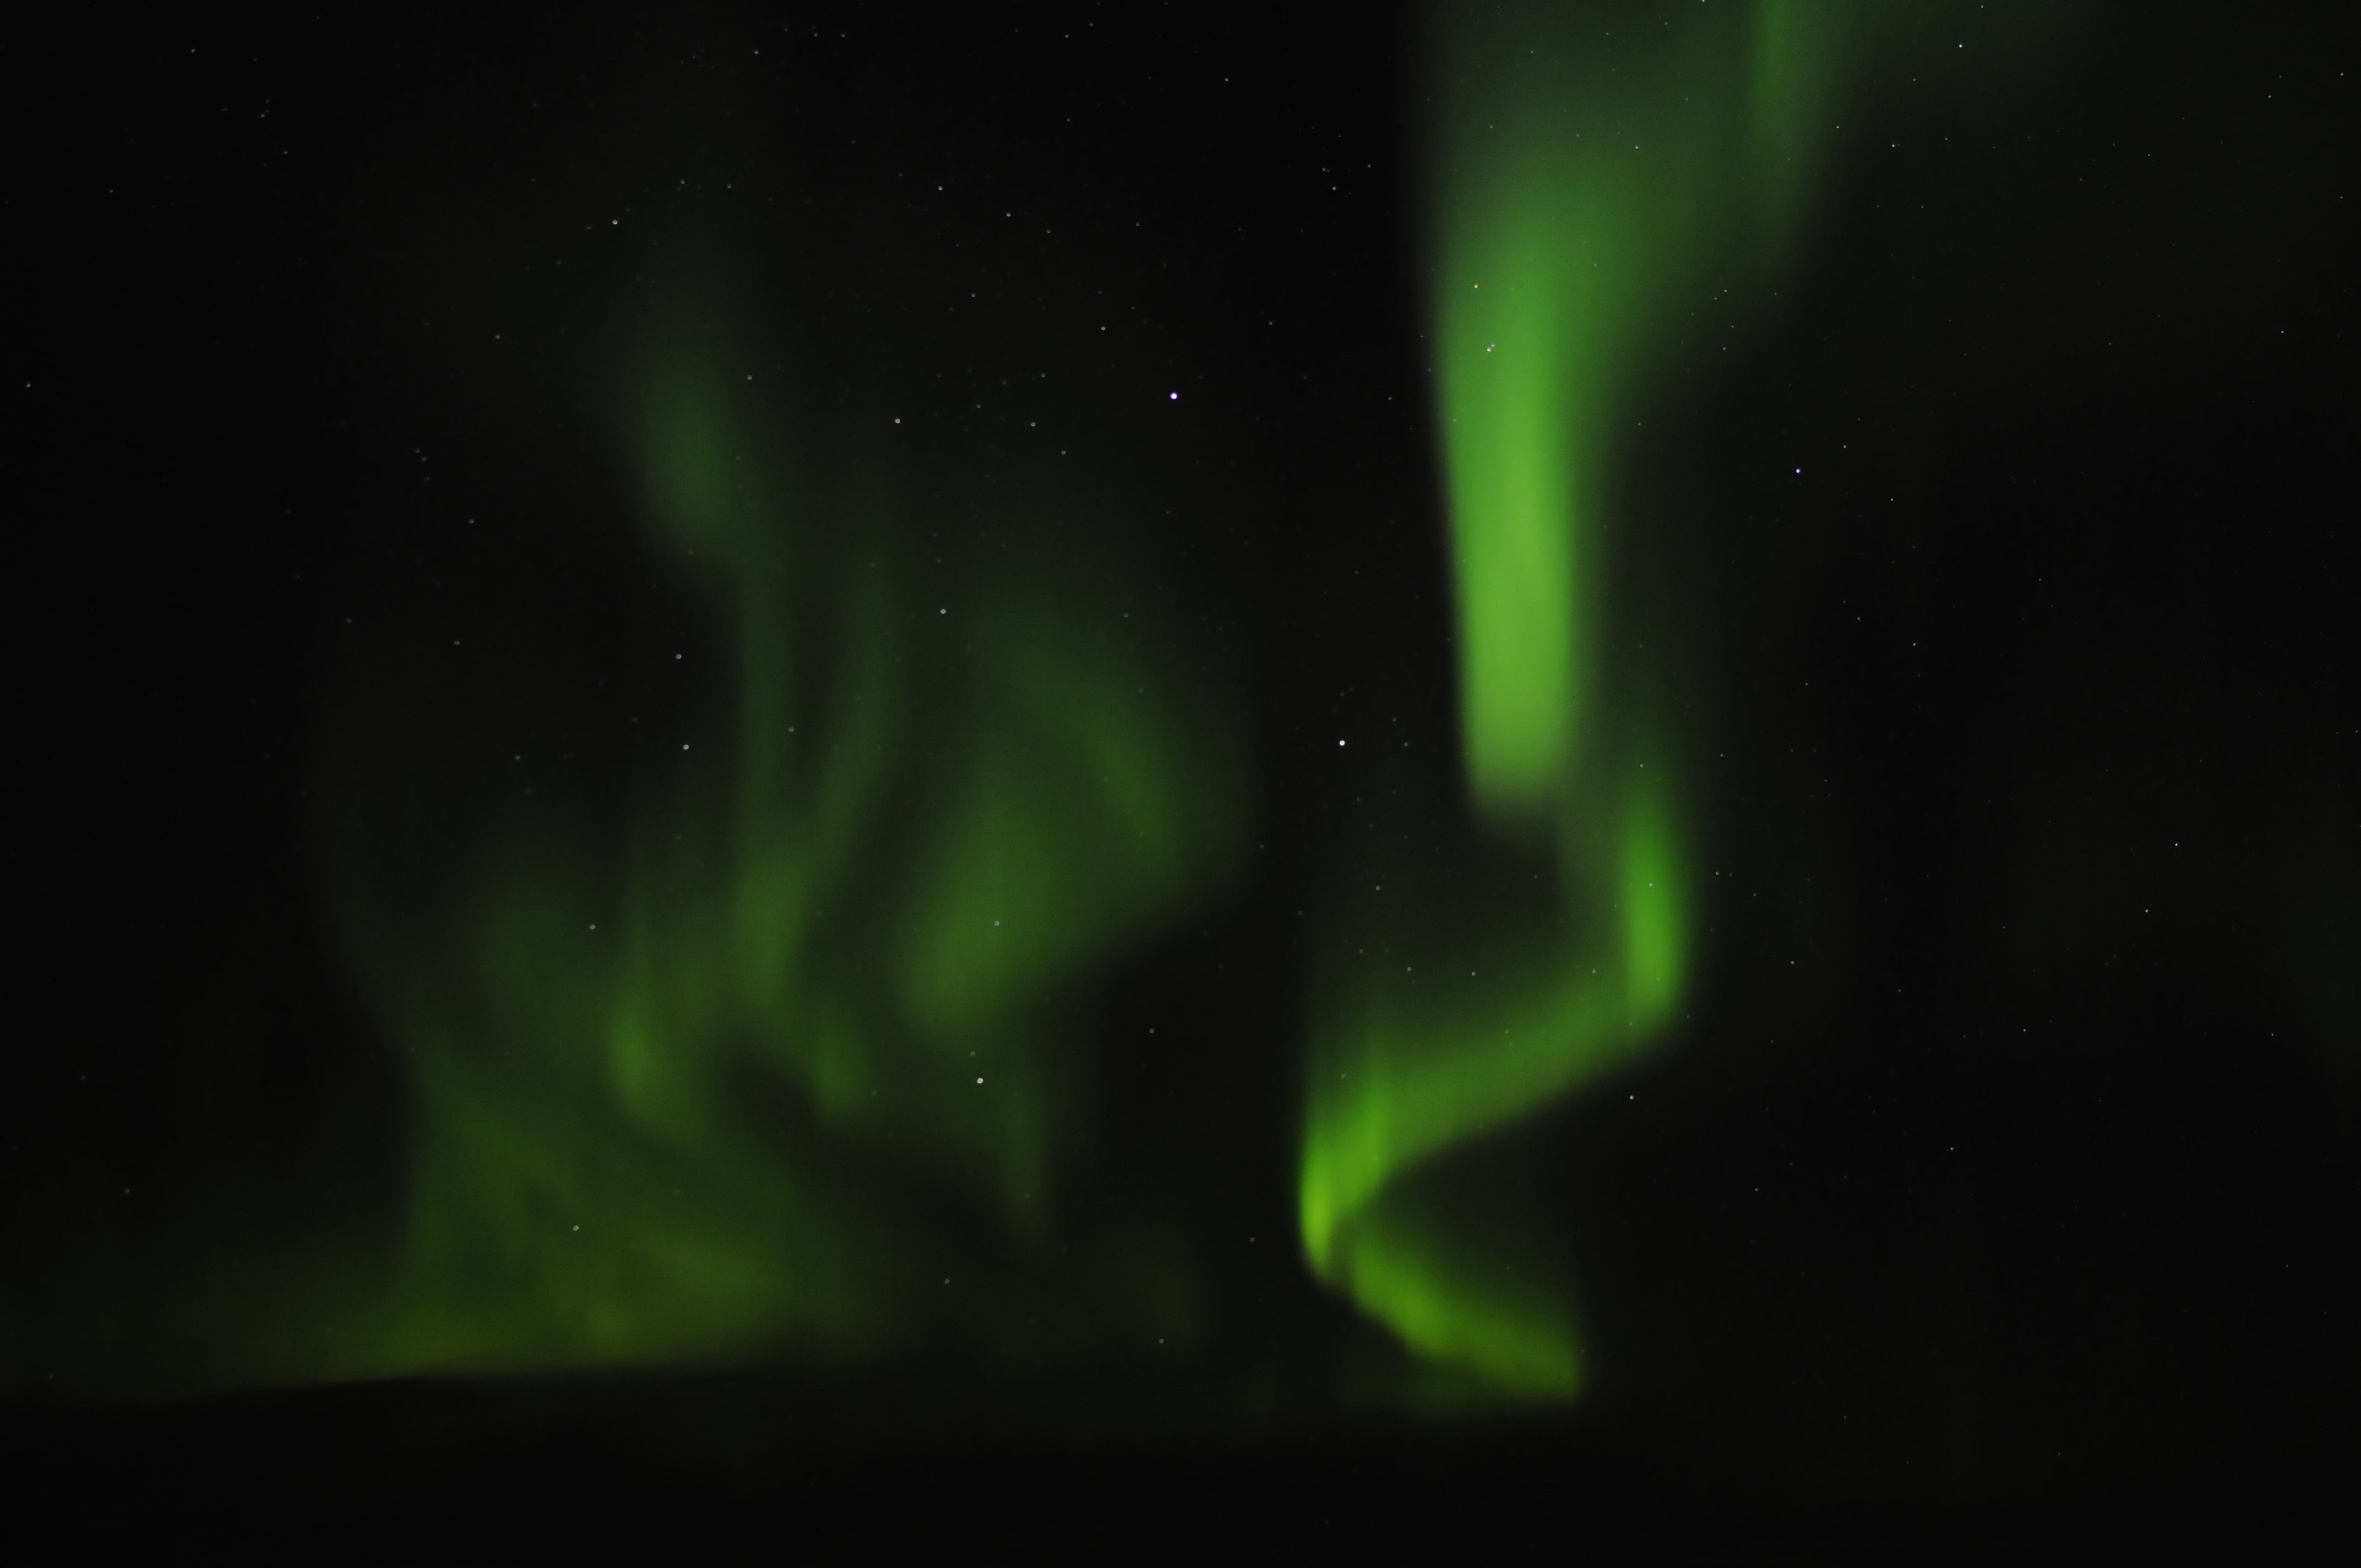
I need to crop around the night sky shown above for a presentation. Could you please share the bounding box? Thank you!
[8,1,2357,1553]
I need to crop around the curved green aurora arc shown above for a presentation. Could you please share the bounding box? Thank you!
[1297,0,2067,1397]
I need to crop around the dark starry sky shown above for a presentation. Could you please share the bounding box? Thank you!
[4,1,2357,1552]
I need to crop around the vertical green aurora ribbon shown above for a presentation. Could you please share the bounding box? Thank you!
[1299,0,2063,1397]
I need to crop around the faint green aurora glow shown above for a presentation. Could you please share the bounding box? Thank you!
[1299,0,2055,1397]
[321,290,1245,1379]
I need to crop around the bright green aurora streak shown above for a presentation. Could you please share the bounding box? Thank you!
[1298,0,2065,1398]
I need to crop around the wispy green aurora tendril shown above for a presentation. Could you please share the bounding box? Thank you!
[1299,0,2060,1398]
[321,291,1244,1381]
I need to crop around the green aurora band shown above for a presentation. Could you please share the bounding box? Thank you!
[1297,0,2070,1397]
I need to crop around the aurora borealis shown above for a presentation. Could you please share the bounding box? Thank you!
[314,269,1253,1374]
[8,0,2357,1545]
[1299,0,2081,1396]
